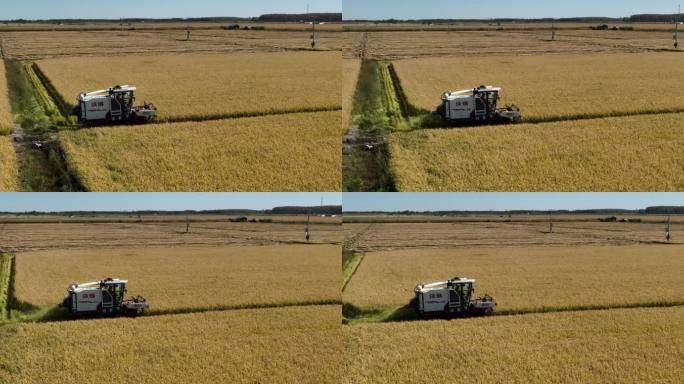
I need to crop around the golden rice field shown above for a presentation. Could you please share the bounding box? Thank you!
[37,51,341,121]
[343,59,361,123]
[0,137,18,191]
[0,305,341,384]
[393,52,684,119]
[0,60,13,135]
[344,306,684,383]
[343,245,684,310]
[15,244,340,310]
[389,113,684,191]
[60,111,342,191]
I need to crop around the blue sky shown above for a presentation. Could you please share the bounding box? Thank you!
[344,0,680,20]
[0,193,342,212]
[343,193,684,212]
[0,0,340,20]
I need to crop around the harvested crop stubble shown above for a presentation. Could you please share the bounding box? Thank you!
[0,137,18,191]
[37,51,341,121]
[343,245,684,310]
[343,220,684,252]
[393,52,684,119]
[0,59,13,135]
[0,305,341,383]
[344,307,684,384]
[343,59,361,123]
[60,111,342,191]
[15,244,340,310]
[390,113,684,191]
[0,221,343,252]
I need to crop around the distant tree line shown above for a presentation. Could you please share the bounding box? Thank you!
[345,207,684,215]
[629,14,684,23]
[270,206,342,215]
[0,206,342,216]
[258,13,341,22]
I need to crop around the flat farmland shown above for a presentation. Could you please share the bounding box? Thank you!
[389,113,684,191]
[0,220,342,252]
[344,306,684,383]
[15,244,339,310]
[59,111,341,191]
[343,245,684,310]
[358,30,675,60]
[0,138,18,191]
[0,59,12,135]
[393,52,684,119]
[0,305,341,384]
[343,220,682,252]
[38,51,341,121]
[343,59,361,122]
[1,29,342,59]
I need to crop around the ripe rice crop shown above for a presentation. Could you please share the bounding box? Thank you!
[393,52,684,120]
[15,244,340,311]
[0,60,13,135]
[343,59,361,123]
[59,111,342,191]
[0,137,18,191]
[37,51,341,121]
[0,305,341,383]
[343,307,684,383]
[389,113,684,191]
[343,245,684,310]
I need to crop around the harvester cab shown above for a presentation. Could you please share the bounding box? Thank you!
[413,277,496,316]
[60,277,149,317]
[440,85,521,125]
[71,85,157,125]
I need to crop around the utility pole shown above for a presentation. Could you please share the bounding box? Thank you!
[305,214,310,241]
[549,215,554,233]
[551,21,556,41]
[308,4,316,49]
[186,216,190,234]
[675,5,680,49]
[666,215,672,242]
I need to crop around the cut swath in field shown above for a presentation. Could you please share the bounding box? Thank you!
[343,59,361,124]
[343,245,684,311]
[0,59,13,135]
[0,305,342,384]
[344,306,684,384]
[14,244,340,312]
[36,51,341,122]
[0,137,18,191]
[389,113,684,192]
[393,52,684,121]
[59,111,342,192]
[0,254,13,320]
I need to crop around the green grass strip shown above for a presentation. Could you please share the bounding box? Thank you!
[342,251,365,291]
[0,254,13,320]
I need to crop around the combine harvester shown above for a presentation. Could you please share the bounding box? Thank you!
[71,85,157,125]
[412,277,496,317]
[438,85,521,125]
[60,278,149,317]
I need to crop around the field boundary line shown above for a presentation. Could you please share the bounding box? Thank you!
[342,251,366,291]
[343,300,684,325]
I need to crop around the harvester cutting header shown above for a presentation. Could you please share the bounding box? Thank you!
[71,85,157,125]
[439,85,521,125]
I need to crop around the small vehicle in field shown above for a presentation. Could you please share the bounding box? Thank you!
[71,85,157,125]
[60,277,149,317]
[412,277,496,316]
[438,85,521,125]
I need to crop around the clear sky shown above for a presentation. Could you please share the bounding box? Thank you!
[344,0,681,20]
[0,193,342,212]
[343,193,684,212]
[0,0,341,20]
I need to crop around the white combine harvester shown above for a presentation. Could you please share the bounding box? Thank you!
[60,278,149,317]
[71,85,157,125]
[439,85,521,125]
[413,277,496,316]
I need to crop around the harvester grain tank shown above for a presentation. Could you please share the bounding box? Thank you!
[60,277,149,317]
[71,85,157,125]
[413,277,496,316]
[439,85,521,125]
